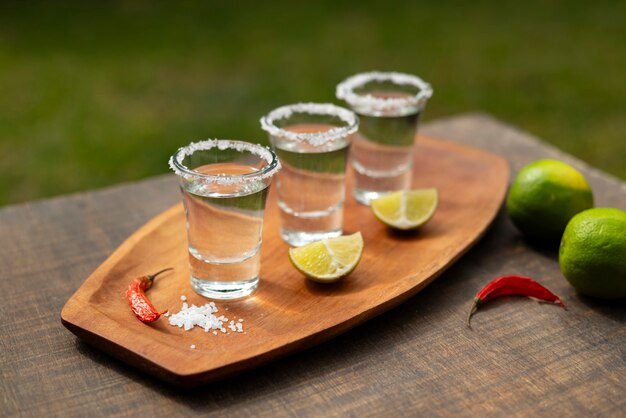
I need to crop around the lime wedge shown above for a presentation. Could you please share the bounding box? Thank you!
[288,232,364,283]
[371,188,438,230]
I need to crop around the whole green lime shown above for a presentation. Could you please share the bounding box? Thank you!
[506,159,593,242]
[559,208,626,299]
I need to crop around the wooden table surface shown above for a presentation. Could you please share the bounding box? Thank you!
[2,114,624,417]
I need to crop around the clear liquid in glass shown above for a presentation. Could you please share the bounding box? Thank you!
[273,123,349,246]
[181,163,269,299]
[350,91,420,204]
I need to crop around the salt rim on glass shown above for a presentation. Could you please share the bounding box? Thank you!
[336,71,433,113]
[169,139,281,185]
[260,102,359,147]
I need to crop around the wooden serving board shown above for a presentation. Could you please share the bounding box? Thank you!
[61,136,509,387]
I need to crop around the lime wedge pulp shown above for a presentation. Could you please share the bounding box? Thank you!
[288,232,364,283]
[371,188,438,230]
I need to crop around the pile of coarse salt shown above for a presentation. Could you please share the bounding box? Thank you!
[166,296,245,335]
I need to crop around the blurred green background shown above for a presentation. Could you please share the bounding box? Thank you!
[1,0,625,206]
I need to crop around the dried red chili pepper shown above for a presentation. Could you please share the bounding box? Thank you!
[126,268,172,323]
[466,275,565,327]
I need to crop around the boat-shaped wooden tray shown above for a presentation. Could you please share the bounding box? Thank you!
[61,136,509,387]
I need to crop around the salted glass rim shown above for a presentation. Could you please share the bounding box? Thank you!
[336,71,433,111]
[169,139,280,185]
[259,102,359,146]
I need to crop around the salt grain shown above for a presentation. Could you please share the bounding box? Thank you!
[260,103,358,146]
[167,298,246,338]
[169,140,280,186]
[336,71,433,112]
[190,344,196,349]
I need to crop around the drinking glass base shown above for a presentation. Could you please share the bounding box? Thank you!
[352,188,392,205]
[280,228,342,247]
[190,276,259,300]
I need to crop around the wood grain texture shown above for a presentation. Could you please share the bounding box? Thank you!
[60,136,509,386]
[2,114,624,417]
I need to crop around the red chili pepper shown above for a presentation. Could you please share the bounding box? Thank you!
[126,268,172,323]
[467,275,565,327]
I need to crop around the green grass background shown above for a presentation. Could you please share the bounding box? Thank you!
[1,0,625,206]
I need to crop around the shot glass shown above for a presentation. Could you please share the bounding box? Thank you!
[169,139,280,299]
[336,71,433,205]
[260,103,358,247]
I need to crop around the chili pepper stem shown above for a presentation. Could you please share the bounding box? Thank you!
[147,267,174,283]
[466,298,481,328]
